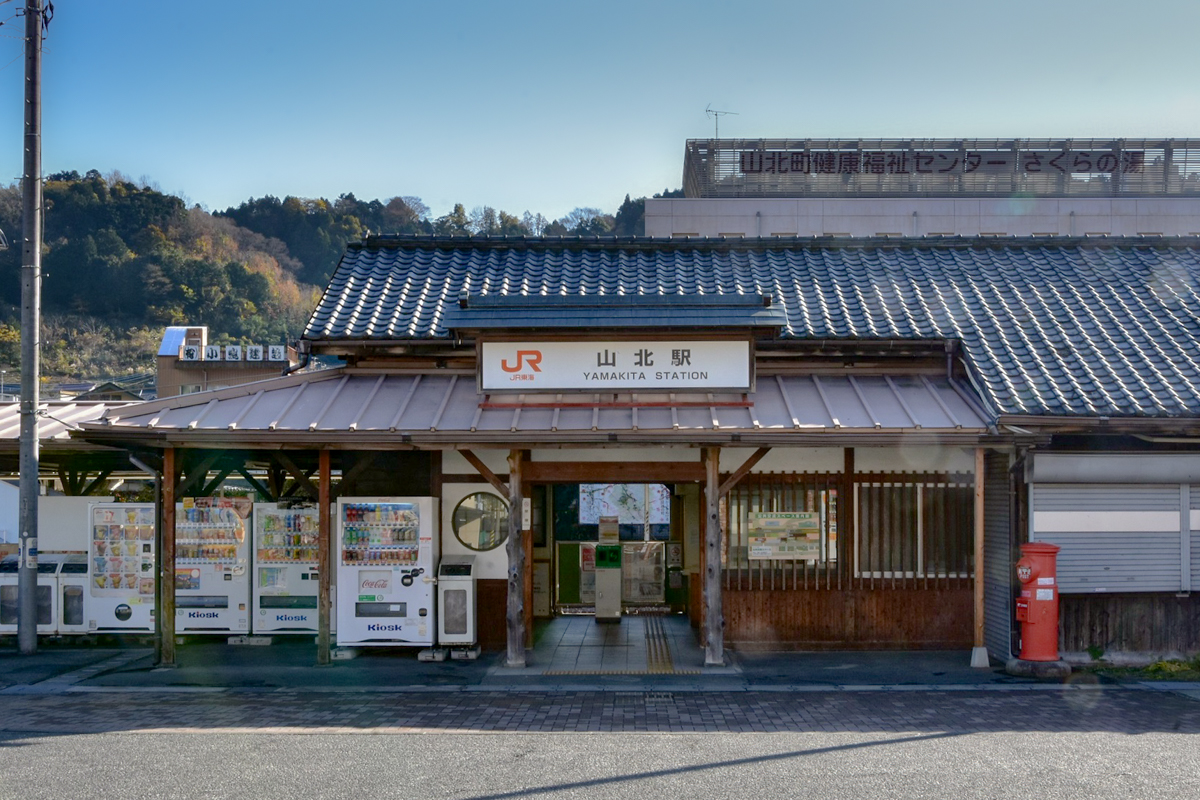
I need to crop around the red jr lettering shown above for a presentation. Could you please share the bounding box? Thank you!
[500,350,543,373]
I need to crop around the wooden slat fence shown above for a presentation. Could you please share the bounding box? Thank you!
[723,472,974,592]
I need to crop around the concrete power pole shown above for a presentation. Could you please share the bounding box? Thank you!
[18,0,46,656]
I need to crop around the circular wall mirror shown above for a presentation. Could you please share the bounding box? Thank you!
[451,492,510,551]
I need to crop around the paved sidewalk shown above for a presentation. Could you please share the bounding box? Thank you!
[2,683,1198,735]
[3,616,1199,700]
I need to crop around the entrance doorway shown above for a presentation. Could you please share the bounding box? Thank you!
[539,483,689,616]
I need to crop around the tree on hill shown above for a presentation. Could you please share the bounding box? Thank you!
[0,172,320,380]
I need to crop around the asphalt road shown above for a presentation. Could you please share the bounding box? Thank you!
[1,689,1198,800]
[2,727,1199,800]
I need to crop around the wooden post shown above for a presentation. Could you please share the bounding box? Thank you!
[843,447,855,589]
[317,449,332,665]
[971,446,989,668]
[160,447,177,666]
[524,528,534,648]
[704,446,723,666]
[506,449,525,667]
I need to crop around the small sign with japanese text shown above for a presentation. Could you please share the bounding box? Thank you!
[748,512,821,561]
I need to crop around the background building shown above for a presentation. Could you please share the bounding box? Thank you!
[646,138,1200,238]
[156,326,297,398]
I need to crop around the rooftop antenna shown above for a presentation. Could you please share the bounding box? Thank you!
[705,104,737,139]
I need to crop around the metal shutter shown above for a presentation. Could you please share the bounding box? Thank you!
[1031,484,1182,593]
[1191,486,1199,591]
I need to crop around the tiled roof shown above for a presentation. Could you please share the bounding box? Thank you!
[303,236,1200,419]
[445,292,788,331]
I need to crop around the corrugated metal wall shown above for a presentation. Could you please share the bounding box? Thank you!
[1191,486,1199,591]
[1031,484,1183,593]
[983,451,1013,661]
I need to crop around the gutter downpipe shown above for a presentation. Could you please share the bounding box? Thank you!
[283,340,311,377]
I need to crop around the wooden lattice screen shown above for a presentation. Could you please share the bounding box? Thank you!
[723,472,974,591]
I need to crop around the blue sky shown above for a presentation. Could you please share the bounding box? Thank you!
[2,0,1198,221]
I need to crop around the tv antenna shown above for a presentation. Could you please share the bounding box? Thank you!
[705,104,737,139]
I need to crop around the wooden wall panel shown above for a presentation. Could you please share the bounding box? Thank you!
[725,588,973,650]
[1060,593,1200,656]
[476,579,509,651]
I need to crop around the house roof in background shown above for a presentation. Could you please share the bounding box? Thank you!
[0,401,134,448]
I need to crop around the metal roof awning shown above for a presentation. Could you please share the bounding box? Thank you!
[0,400,140,473]
[76,368,991,448]
[0,401,135,450]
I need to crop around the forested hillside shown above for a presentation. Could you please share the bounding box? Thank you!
[0,171,678,382]
[220,190,678,288]
[0,171,319,379]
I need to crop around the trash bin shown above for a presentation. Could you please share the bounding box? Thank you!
[437,555,476,646]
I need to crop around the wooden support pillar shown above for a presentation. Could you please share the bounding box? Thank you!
[317,449,332,665]
[843,447,855,586]
[524,528,534,649]
[505,449,526,667]
[703,446,723,666]
[160,447,177,666]
[971,446,989,668]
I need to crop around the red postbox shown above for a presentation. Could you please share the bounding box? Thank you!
[1014,542,1061,662]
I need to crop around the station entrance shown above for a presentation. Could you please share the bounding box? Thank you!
[536,483,691,618]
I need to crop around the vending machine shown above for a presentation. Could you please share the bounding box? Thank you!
[336,497,438,647]
[252,502,326,634]
[175,497,251,634]
[56,554,90,635]
[0,557,57,635]
[88,503,156,634]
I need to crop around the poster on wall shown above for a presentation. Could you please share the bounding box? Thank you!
[580,544,596,603]
[580,484,670,526]
[598,516,620,544]
[748,512,821,561]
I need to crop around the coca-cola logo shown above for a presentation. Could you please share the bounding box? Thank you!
[358,571,391,593]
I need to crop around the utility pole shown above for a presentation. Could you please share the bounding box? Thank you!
[18,0,47,655]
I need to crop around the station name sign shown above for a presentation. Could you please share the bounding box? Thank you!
[480,340,752,392]
[740,148,1146,176]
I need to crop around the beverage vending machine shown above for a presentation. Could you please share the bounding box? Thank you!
[252,502,328,634]
[336,497,438,647]
[175,497,251,634]
[88,503,156,633]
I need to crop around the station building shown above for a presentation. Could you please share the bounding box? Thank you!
[68,138,1200,668]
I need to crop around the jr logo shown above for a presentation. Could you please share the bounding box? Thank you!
[501,350,542,373]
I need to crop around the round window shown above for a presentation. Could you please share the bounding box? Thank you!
[452,492,510,552]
